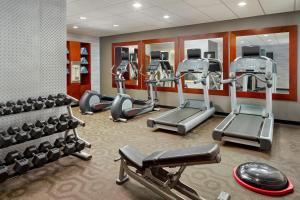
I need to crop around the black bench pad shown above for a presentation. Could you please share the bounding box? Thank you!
[143,144,220,168]
[119,145,146,170]
[119,144,220,170]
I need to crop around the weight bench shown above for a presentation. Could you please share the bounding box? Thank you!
[116,144,230,200]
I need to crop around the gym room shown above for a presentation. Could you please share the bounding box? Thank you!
[0,0,299,199]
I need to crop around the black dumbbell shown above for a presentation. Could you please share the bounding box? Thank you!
[5,101,21,114]
[59,114,79,129]
[1,107,12,115]
[22,123,43,139]
[47,95,63,106]
[24,145,49,167]
[57,93,72,105]
[54,137,77,155]
[7,126,28,143]
[7,126,20,135]
[0,161,8,183]
[27,98,44,110]
[5,151,30,174]
[38,142,61,162]
[37,96,54,108]
[47,117,68,132]
[35,120,47,128]
[6,101,15,107]
[17,99,32,112]
[0,102,5,108]
[0,130,14,148]
[43,124,56,136]
[35,120,55,135]
[12,105,22,114]
[65,135,86,152]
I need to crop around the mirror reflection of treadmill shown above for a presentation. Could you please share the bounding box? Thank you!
[204,51,222,90]
[160,52,174,87]
[129,53,138,80]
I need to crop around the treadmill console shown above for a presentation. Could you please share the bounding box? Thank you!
[231,46,275,74]
[178,59,208,73]
[147,51,161,72]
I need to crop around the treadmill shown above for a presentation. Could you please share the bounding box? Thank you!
[147,49,221,135]
[213,46,276,151]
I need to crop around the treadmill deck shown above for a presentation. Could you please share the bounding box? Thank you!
[153,108,203,126]
[224,114,264,141]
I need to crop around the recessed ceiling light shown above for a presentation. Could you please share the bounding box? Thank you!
[80,16,87,20]
[73,25,79,29]
[132,2,142,8]
[264,34,269,37]
[163,15,170,19]
[113,24,119,27]
[238,1,247,7]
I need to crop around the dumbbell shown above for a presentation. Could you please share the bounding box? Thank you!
[5,151,30,174]
[37,96,55,108]
[0,130,14,148]
[6,101,22,114]
[57,93,72,105]
[34,120,55,135]
[38,142,61,162]
[35,120,47,128]
[24,146,48,167]
[28,121,56,136]
[59,114,79,129]
[22,123,43,139]
[7,126,28,143]
[48,95,64,107]
[0,106,12,115]
[27,98,44,110]
[6,101,15,107]
[54,137,77,155]
[65,135,86,152]
[47,117,68,132]
[17,99,32,112]
[0,161,8,183]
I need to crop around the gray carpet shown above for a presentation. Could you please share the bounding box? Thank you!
[0,107,299,200]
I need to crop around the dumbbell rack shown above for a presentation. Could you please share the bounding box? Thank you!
[0,94,92,182]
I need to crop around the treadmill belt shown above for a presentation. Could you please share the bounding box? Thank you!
[224,114,263,141]
[155,108,200,125]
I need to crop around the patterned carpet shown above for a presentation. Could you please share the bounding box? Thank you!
[0,107,299,200]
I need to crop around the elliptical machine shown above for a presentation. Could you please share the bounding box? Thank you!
[110,51,160,122]
[79,53,130,114]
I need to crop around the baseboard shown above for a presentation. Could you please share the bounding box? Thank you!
[274,119,300,126]
[157,104,176,109]
[158,105,300,126]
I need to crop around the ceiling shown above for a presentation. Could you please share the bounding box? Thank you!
[67,0,300,37]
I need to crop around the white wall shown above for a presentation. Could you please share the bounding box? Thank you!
[67,33,100,93]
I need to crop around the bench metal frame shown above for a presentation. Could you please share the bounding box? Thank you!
[116,154,229,200]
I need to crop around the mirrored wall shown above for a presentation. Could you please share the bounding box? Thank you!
[143,38,178,91]
[183,38,224,90]
[236,32,289,94]
[113,43,140,88]
[231,25,297,101]
[111,26,297,101]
